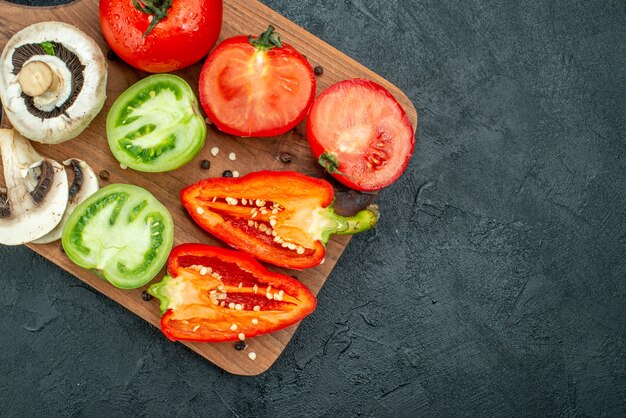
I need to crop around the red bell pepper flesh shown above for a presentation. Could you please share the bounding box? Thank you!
[148,243,317,342]
[180,171,379,269]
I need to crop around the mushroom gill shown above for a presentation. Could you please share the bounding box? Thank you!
[30,159,56,204]
[66,158,84,199]
[0,189,10,218]
[12,42,85,120]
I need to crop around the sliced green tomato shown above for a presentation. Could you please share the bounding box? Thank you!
[61,184,174,289]
[106,74,206,172]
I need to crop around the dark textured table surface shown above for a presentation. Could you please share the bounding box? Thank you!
[2,0,625,416]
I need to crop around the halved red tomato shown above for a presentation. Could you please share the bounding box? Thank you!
[306,79,415,191]
[198,25,316,137]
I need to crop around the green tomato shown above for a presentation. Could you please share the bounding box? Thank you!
[62,184,174,289]
[107,74,206,172]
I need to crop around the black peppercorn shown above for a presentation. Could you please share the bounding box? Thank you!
[200,159,211,170]
[314,65,324,76]
[142,290,152,301]
[99,170,110,180]
[59,244,65,253]
[277,151,293,164]
[235,341,247,351]
[222,170,233,177]
[106,49,118,61]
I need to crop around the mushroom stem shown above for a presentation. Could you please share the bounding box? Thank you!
[0,128,35,205]
[18,61,61,98]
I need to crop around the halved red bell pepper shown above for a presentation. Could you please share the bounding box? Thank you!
[180,171,379,269]
[148,243,317,342]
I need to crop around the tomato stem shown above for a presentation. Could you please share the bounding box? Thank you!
[249,25,283,50]
[318,152,346,176]
[132,0,173,37]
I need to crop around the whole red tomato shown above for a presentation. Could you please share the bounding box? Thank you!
[99,0,222,73]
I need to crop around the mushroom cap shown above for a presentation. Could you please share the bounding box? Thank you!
[0,22,107,144]
[0,129,69,245]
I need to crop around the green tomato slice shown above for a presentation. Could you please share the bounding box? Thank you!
[62,184,174,289]
[107,74,207,172]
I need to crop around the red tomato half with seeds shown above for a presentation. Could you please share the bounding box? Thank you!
[99,0,222,73]
[198,25,316,137]
[307,79,415,191]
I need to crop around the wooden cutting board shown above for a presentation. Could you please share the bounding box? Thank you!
[0,0,417,375]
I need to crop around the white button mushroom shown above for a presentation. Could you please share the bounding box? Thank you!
[0,129,69,245]
[0,22,107,144]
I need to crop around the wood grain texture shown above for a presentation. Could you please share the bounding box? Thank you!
[0,0,416,375]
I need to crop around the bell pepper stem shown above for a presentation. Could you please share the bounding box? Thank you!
[148,275,173,315]
[321,204,379,244]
